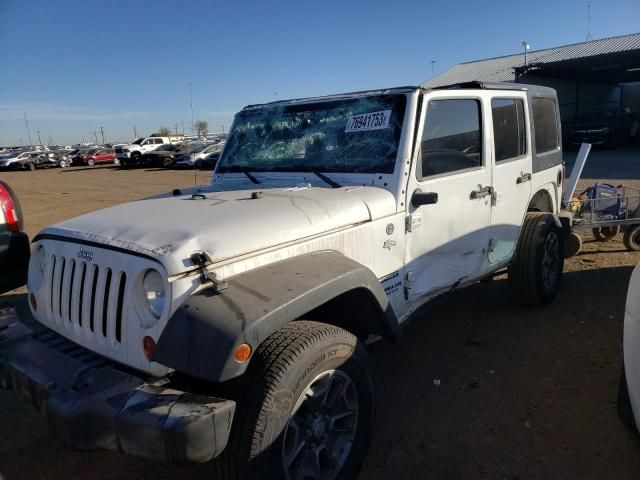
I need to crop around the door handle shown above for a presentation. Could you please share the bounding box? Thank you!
[470,186,493,200]
[516,173,532,184]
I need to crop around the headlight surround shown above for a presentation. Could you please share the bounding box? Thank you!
[28,244,47,292]
[142,269,166,319]
[35,244,47,275]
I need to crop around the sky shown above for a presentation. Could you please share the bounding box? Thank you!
[0,0,638,146]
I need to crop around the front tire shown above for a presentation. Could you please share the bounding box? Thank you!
[508,213,564,306]
[214,321,375,480]
[87,158,95,166]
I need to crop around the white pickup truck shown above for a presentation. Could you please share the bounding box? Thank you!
[0,82,569,480]
[115,136,171,166]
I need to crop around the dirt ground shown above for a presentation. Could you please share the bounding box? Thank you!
[1,161,640,479]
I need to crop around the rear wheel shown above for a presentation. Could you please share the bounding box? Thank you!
[508,213,564,306]
[623,225,640,251]
[87,158,95,166]
[214,321,375,480]
[58,159,68,168]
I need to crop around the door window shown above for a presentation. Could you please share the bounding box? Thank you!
[419,99,482,179]
[491,98,526,162]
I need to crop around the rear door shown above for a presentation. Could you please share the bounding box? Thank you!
[487,95,532,264]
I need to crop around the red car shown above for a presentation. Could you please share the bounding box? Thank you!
[82,148,116,166]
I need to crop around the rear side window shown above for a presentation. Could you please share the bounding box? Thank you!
[492,98,526,162]
[420,98,482,178]
[532,98,559,154]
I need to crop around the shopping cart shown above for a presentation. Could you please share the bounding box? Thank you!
[564,183,640,256]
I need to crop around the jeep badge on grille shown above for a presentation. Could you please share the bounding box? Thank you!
[77,247,94,262]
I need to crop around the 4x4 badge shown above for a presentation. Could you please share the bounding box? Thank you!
[77,248,94,262]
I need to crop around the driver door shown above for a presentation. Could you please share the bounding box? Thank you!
[404,91,492,301]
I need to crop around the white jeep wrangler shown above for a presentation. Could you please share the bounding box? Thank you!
[115,136,171,166]
[1,82,568,479]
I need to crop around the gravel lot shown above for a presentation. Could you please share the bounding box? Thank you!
[1,151,640,479]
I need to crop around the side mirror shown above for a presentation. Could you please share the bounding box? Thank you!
[411,190,438,208]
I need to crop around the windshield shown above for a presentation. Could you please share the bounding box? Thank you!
[218,94,406,174]
[132,137,145,145]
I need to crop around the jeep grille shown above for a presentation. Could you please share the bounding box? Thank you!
[48,253,126,343]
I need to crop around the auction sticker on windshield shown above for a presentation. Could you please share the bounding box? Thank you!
[345,110,392,133]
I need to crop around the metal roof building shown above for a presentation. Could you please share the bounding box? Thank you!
[424,33,640,88]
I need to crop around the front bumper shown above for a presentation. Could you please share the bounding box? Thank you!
[0,309,236,463]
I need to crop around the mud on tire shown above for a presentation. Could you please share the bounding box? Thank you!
[508,212,564,306]
[213,321,375,480]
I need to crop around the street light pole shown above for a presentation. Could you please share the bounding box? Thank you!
[24,112,33,146]
[100,126,105,144]
[37,130,42,146]
[93,131,98,145]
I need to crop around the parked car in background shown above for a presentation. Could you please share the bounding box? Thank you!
[81,148,116,166]
[174,143,221,168]
[142,142,205,167]
[567,110,631,149]
[116,136,172,167]
[0,150,36,169]
[0,180,29,293]
[50,150,71,167]
[17,152,58,170]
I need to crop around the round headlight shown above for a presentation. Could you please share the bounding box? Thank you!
[143,269,166,319]
[35,244,47,276]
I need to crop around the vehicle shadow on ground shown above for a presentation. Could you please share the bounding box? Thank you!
[1,266,639,480]
[361,264,639,479]
[60,166,118,173]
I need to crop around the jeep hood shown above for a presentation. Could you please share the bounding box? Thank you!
[40,186,396,275]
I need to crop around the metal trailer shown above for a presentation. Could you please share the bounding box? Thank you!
[564,183,640,257]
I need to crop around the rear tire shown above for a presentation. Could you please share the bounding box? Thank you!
[87,158,95,166]
[508,213,564,306]
[214,321,375,480]
[623,225,640,251]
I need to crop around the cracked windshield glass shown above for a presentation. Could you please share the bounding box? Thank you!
[218,94,406,174]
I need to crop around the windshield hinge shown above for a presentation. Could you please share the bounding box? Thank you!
[405,215,412,233]
[190,252,228,293]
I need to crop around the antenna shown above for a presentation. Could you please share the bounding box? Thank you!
[586,1,593,41]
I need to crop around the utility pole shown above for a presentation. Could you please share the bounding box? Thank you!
[24,112,33,146]
[93,131,98,144]
[174,123,178,135]
[100,126,105,144]
[82,136,85,144]
[430,60,437,78]
[189,82,195,139]
[133,117,138,138]
[37,130,42,146]
[586,1,593,41]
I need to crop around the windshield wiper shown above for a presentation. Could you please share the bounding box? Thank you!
[305,168,341,188]
[242,168,261,184]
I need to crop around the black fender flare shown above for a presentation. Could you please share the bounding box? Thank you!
[153,251,401,382]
